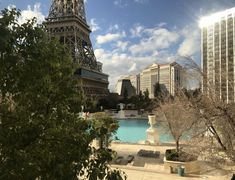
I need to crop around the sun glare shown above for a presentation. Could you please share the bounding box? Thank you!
[199,7,235,28]
[199,15,219,28]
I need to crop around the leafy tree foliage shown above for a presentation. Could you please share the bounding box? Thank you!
[154,82,162,99]
[138,91,144,102]
[97,94,119,110]
[143,89,150,101]
[91,112,119,149]
[0,9,125,179]
[153,82,167,102]
[122,90,154,111]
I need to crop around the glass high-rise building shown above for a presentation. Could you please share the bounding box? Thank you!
[200,7,235,103]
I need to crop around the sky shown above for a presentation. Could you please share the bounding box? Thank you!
[0,0,235,91]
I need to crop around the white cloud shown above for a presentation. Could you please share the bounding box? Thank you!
[96,31,126,44]
[108,24,119,31]
[113,0,149,8]
[18,3,45,25]
[94,47,175,91]
[94,48,106,59]
[93,24,183,90]
[116,41,129,51]
[158,22,167,27]
[134,0,149,4]
[129,63,137,73]
[177,26,200,56]
[114,0,148,7]
[113,0,128,8]
[129,27,179,55]
[130,24,145,37]
[93,23,199,91]
[89,18,101,32]
[7,4,16,10]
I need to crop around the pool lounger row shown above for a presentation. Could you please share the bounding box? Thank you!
[137,149,160,158]
[114,155,135,165]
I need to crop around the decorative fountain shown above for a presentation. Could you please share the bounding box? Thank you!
[118,103,125,119]
[146,114,160,145]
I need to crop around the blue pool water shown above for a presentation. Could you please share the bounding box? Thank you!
[114,119,177,143]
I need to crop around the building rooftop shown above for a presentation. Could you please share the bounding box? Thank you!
[144,62,178,70]
[199,7,235,28]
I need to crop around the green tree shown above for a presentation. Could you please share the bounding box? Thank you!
[137,91,144,110]
[97,94,119,109]
[143,89,150,101]
[0,9,125,180]
[91,112,119,148]
[154,82,162,99]
[143,89,152,110]
[138,91,144,101]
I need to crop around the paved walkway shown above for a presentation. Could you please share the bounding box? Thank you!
[110,142,175,155]
[110,143,234,180]
[115,167,232,180]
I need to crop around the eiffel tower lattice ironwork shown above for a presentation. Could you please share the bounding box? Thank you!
[46,0,102,72]
[45,0,109,96]
[48,0,87,22]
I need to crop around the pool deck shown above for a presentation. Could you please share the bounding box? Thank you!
[111,142,173,155]
[115,118,148,120]
[113,167,232,180]
[110,142,235,180]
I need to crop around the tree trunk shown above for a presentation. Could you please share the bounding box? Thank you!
[208,125,227,151]
[99,137,103,149]
[105,135,109,148]
[176,139,180,153]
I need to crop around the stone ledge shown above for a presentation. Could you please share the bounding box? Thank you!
[164,157,201,174]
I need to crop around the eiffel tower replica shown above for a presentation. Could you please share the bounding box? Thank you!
[45,0,109,97]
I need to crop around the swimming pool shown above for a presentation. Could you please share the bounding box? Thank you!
[113,119,179,143]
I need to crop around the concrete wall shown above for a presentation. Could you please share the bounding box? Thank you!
[164,158,201,174]
[123,110,139,117]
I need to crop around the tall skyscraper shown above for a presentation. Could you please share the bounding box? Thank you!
[200,7,235,103]
[45,0,109,97]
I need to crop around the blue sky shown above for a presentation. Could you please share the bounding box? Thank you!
[0,0,235,90]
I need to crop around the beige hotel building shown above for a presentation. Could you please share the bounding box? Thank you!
[116,62,184,99]
[200,7,235,102]
[139,62,183,98]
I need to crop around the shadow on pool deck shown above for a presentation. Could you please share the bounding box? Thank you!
[112,150,164,168]
[132,155,164,167]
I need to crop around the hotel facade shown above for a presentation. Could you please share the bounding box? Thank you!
[139,62,183,98]
[116,62,184,99]
[200,7,235,103]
